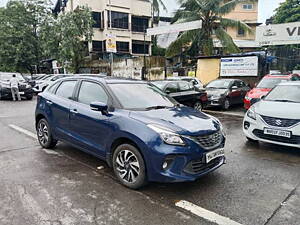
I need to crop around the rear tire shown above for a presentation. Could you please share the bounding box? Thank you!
[37,118,57,149]
[222,98,230,110]
[194,101,203,111]
[113,144,147,189]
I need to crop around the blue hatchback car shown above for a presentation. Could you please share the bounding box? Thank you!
[35,76,226,189]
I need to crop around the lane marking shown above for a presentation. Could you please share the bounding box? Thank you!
[8,124,37,139]
[203,110,244,118]
[175,200,243,225]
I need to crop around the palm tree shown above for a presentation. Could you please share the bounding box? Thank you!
[166,0,254,57]
[152,0,167,18]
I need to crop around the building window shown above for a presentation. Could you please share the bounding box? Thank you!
[116,42,129,53]
[132,16,149,32]
[132,41,149,54]
[108,11,129,29]
[92,41,105,52]
[92,12,102,28]
[237,27,245,36]
[242,4,253,10]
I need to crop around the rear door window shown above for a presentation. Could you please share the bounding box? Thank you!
[77,81,108,105]
[178,82,193,92]
[165,83,178,93]
[55,80,77,99]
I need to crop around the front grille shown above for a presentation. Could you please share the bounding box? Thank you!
[184,157,223,174]
[192,130,224,150]
[253,129,300,144]
[260,115,300,128]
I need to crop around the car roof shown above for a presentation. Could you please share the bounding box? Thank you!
[277,81,300,86]
[263,74,295,79]
[63,75,147,84]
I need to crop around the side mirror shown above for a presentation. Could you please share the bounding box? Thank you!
[260,95,266,100]
[90,102,108,115]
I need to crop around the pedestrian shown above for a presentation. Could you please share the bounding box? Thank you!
[9,74,21,101]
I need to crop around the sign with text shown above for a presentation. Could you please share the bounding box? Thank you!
[106,33,117,53]
[256,22,300,46]
[220,56,258,77]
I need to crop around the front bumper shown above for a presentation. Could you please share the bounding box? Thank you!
[0,87,34,99]
[146,136,226,183]
[243,114,300,149]
[206,96,225,107]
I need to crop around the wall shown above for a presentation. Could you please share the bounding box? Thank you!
[196,58,220,85]
[224,1,258,23]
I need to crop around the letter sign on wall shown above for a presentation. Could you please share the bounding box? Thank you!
[256,21,300,46]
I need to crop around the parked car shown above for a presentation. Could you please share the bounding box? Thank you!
[243,81,300,148]
[33,74,71,93]
[0,72,34,100]
[205,79,250,110]
[151,80,208,111]
[167,76,204,91]
[244,74,300,109]
[22,75,36,87]
[36,76,226,189]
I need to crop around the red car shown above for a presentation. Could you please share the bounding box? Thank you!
[244,74,300,109]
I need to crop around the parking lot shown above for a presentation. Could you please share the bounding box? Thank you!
[0,98,299,225]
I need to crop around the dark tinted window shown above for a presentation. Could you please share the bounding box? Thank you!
[78,81,108,105]
[132,16,149,32]
[132,41,149,54]
[165,83,178,93]
[92,12,101,28]
[108,11,128,29]
[55,80,76,99]
[116,41,129,53]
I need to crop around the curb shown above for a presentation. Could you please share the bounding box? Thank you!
[203,110,245,118]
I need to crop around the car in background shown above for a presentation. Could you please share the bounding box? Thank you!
[167,76,204,91]
[33,74,71,93]
[151,80,208,111]
[243,81,300,148]
[244,74,300,109]
[0,72,34,100]
[205,79,250,110]
[35,76,226,189]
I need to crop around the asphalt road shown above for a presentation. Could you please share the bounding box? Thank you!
[0,98,299,225]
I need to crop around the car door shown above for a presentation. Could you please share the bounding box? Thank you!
[228,81,241,105]
[69,80,113,157]
[46,80,77,141]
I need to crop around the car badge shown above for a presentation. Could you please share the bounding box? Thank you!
[275,119,282,126]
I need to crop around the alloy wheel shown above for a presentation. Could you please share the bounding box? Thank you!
[38,120,49,146]
[194,102,203,111]
[224,99,230,110]
[115,150,140,183]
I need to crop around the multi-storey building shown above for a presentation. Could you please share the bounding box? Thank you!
[54,0,152,58]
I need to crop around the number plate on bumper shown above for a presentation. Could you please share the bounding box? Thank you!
[264,128,291,138]
[205,148,225,163]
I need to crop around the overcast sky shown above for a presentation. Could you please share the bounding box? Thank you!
[0,0,286,24]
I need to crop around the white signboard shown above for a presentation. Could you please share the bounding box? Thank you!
[106,33,117,53]
[256,22,300,46]
[147,20,202,36]
[220,56,258,77]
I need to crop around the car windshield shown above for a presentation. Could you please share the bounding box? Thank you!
[265,85,300,103]
[109,83,176,110]
[206,80,231,89]
[256,78,288,89]
[151,81,167,90]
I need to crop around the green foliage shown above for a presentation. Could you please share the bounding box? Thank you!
[166,0,254,57]
[152,0,167,17]
[294,64,300,70]
[273,0,300,24]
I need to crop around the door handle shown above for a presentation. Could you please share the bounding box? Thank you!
[70,109,78,114]
[46,100,53,105]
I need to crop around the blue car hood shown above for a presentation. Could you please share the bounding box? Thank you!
[129,106,220,136]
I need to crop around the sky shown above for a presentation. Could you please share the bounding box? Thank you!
[0,0,286,24]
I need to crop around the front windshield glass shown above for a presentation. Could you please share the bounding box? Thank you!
[257,78,287,89]
[265,85,300,103]
[109,83,176,110]
[206,80,231,89]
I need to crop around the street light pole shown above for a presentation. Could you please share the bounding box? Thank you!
[142,24,146,80]
[109,0,113,76]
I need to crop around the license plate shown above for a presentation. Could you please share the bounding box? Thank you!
[19,92,24,95]
[205,148,225,163]
[264,128,291,138]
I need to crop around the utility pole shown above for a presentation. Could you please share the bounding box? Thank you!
[109,0,113,76]
[142,24,147,80]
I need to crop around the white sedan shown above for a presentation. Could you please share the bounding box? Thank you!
[33,75,70,92]
[243,81,300,149]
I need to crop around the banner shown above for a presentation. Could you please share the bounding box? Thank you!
[256,22,300,46]
[106,33,117,53]
[220,56,258,77]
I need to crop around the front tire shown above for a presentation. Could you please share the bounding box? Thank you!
[113,144,147,189]
[37,118,57,149]
[222,98,230,110]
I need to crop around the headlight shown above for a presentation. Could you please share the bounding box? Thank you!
[245,96,252,101]
[147,124,185,146]
[247,107,256,120]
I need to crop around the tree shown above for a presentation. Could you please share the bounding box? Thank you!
[0,0,51,73]
[166,0,253,57]
[273,0,300,24]
[41,6,94,73]
[152,0,167,18]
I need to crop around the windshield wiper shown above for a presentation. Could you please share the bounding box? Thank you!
[272,99,298,103]
[145,106,170,110]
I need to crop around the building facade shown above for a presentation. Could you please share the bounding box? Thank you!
[54,0,152,58]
